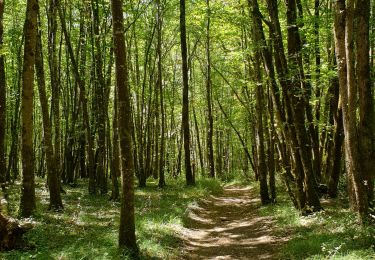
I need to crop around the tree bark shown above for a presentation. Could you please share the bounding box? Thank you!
[0,0,5,184]
[357,0,375,206]
[111,0,138,253]
[110,88,120,201]
[20,0,38,217]
[47,0,61,188]
[92,0,108,195]
[180,0,194,185]
[249,0,270,204]
[285,0,321,212]
[333,0,370,222]
[35,20,63,211]
[206,0,215,179]
[157,0,166,188]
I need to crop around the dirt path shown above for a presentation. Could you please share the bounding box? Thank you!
[181,186,287,259]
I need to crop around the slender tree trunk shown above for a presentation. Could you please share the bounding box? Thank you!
[286,0,321,212]
[267,87,277,202]
[217,100,255,173]
[111,0,138,253]
[157,0,166,188]
[249,0,270,204]
[111,88,120,201]
[20,0,38,217]
[35,21,63,211]
[357,0,375,206]
[327,108,344,198]
[57,0,96,194]
[48,0,61,188]
[0,0,5,184]
[180,0,194,185]
[254,77,270,205]
[193,107,204,177]
[334,0,370,222]
[206,0,215,179]
[92,0,107,195]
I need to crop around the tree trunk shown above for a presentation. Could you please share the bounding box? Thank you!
[0,0,5,184]
[20,0,38,218]
[285,0,321,212]
[111,0,138,254]
[156,0,165,188]
[334,0,370,222]
[250,0,270,204]
[48,0,61,189]
[206,0,215,179]
[35,20,63,211]
[92,0,107,195]
[111,88,120,201]
[180,0,194,186]
[356,0,375,206]
[57,0,96,194]
[193,107,204,177]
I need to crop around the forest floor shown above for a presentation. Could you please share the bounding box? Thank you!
[181,185,287,259]
[1,178,374,259]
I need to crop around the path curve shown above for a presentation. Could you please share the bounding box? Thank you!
[181,186,287,259]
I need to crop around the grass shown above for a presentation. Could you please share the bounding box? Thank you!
[259,187,375,260]
[0,177,223,260]
[2,174,374,259]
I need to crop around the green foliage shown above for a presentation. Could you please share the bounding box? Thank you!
[259,188,375,260]
[0,177,223,259]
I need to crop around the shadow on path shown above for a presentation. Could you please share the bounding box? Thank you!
[181,186,288,259]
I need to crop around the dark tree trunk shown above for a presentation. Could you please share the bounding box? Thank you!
[206,0,215,179]
[157,0,165,188]
[285,0,321,212]
[20,0,38,218]
[180,0,194,186]
[249,0,271,205]
[193,107,205,177]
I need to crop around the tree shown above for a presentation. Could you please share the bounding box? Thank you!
[0,0,5,184]
[47,0,61,193]
[91,0,108,195]
[249,0,270,205]
[180,0,194,186]
[20,0,38,218]
[110,0,138,253]
[333,0,374,223]
[205,0,215,179]
[157,0,166,188]
[35,15,63,210]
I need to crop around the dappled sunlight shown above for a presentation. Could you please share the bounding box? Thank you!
[182,186,286,259]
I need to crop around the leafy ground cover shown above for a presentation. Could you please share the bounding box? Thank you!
[2,176,374,260]
[259,189,375,259]
[1,178,222,259]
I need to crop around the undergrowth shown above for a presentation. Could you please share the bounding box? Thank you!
[0,177,222,259]
[259,187,375,259]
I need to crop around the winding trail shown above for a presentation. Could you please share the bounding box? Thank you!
[181,186,288,259]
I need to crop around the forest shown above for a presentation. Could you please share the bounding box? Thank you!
[0,0,374,259]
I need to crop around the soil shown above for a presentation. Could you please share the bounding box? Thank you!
[181,186,288,259]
